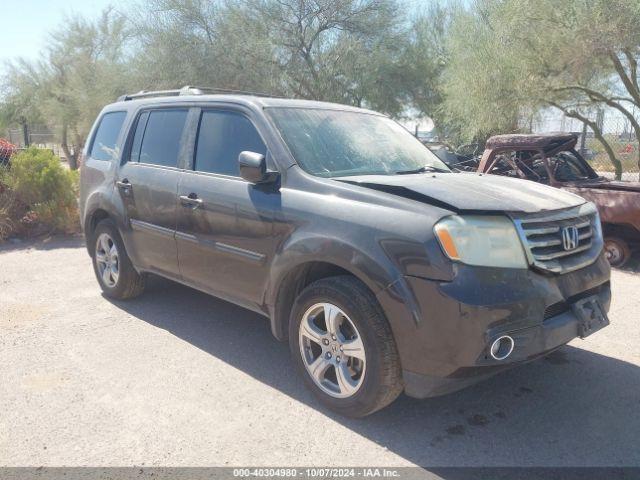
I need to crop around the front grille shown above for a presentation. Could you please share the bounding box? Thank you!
[523,216,593,259]
[514,205,602,274]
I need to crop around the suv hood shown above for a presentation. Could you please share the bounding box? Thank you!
[336,172,585,214]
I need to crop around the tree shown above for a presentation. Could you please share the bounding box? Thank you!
[130,0,233,89]
[4,0,448,160]
[490,0,640,179]
[239,0,401,101]
[440,1,532,143]
[402,4,452,127]
[132,0,416,113]
[543,0,640,179]
[1,9,134,169]
[41,9,134,169]
[350,3,453,121]
[0,61,43,146]
[441,0,640,178]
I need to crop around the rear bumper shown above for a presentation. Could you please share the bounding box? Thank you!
[376,252,611,398]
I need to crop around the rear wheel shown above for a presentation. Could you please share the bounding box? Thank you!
[604,236,631,268]
[91,219,145,299]
[289,276,402,417]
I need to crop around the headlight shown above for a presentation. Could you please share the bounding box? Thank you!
[434,215,528,268]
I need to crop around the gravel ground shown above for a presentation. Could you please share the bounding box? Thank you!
[1,236,639,467]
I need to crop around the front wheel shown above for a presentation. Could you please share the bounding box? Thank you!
[289,276,403,417]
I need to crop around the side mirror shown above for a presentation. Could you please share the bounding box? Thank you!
[238,151,278,184]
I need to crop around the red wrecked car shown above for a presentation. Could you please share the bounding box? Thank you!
[476,133,640,267]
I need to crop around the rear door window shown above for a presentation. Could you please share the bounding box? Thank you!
[89,111,127,161]
[135,109,188,167]
[194,110,266,176]
[129,111,149,163]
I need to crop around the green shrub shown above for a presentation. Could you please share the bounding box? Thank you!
[0,164,16,242]
[0,165,14,240]
[5,147,79,235]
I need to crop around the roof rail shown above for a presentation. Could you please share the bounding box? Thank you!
[117,85,278,102]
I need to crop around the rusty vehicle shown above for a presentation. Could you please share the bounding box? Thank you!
[477,133,640,267]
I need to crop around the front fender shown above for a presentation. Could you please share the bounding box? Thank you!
[264,231,436,364]
[265,233,401,308]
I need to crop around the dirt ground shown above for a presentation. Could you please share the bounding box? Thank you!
[1,236,639,467]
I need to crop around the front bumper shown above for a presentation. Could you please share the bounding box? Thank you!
[376,252,611,398]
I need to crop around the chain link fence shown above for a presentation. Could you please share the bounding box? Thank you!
[4,126,65,159]
[533,108,640,182]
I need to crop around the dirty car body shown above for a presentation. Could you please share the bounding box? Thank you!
[478,133,640,266]
[80,94,611,415]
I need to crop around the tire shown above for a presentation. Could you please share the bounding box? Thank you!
[91,218,146,299]
[604,236,631,268]
[289,275,403,417]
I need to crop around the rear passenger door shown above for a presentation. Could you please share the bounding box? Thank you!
[117,108,190,278]
[176,108,280,310]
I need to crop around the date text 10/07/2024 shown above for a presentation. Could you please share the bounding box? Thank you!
[232,468,401,478]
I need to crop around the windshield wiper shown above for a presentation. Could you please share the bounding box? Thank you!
[394,165,449,175]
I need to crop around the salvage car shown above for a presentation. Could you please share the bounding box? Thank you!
[80,88,611,416]
[422,141,481,172]
[477,133,640,267]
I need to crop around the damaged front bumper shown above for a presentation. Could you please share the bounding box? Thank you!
[376,252,611,399]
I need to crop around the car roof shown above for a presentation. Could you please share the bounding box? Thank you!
[104,94,383,116]
[485,132,578,151]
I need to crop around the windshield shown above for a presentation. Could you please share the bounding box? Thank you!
[267,108,450,177]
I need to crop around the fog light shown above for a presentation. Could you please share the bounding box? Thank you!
[490,335,514,361]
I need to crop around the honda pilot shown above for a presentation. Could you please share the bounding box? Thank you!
[79,87,611,417]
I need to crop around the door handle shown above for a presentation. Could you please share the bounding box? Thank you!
[179,194,203,209]
[116,179,132,195]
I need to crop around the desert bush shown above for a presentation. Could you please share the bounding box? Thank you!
[3,147,79,236]
[0,164,15,240]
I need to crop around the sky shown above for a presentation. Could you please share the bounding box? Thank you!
[0,0,428,71]
[0,0,120,69]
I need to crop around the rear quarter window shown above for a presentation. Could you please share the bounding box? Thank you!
[132,109,188,167]
[89,111,127,161]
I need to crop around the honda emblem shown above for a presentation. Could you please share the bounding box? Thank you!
[561,226,579,251]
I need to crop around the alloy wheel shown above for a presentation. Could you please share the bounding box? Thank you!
[95,233,120,288]
[298,302,366,399]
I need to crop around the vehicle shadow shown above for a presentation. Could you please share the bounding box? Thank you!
[108,276,640,467]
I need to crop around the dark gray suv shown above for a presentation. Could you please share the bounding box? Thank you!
[80,87,611,417]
